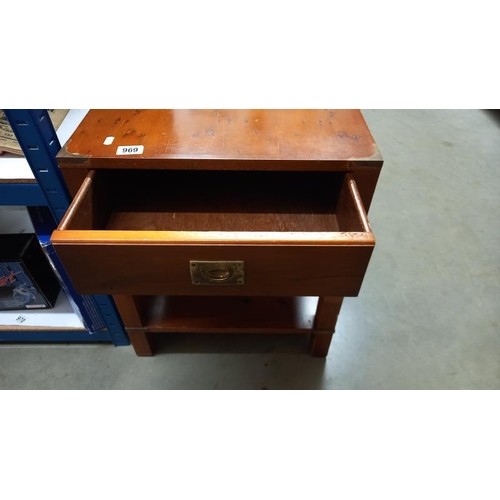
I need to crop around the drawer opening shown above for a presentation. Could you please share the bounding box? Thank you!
[62,169,370,234]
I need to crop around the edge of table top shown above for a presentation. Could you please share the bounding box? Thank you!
[57,109,383,168]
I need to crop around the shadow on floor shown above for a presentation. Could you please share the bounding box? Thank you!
[483,109,500,127]
[149,333,328,389]
[153,333,314,355]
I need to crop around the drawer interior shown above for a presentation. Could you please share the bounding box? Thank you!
[63,169,369,233]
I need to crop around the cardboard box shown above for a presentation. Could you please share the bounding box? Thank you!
[0,233,60,310]
[0,110,69,155]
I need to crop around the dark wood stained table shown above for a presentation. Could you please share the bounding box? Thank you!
[52,110,383,357]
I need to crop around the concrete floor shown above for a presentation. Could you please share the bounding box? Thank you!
[1,109,499,389]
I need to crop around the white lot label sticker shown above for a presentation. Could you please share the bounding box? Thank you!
[116,145,144,155]
[103,136,115,145]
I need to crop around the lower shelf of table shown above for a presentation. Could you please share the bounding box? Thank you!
[134,295,320,334]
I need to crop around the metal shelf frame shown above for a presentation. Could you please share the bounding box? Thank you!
[1,109,129,346]
[0,329,114,342]
[0,182,47,206]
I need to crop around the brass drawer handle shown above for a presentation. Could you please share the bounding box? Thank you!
[190,261,244,285]
[202,268,232,281]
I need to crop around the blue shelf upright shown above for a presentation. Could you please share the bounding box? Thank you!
[2,109,129,346]
[0,182,47,206]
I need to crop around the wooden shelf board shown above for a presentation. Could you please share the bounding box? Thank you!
[138,295,319,334]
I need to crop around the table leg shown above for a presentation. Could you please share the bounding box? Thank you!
[113,294,154,356]
[128,328,154,356]
[310,297,343,357]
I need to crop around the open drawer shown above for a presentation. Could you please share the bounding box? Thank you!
[51,169,375,296]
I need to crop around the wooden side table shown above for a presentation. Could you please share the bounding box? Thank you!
[51,110,383,357]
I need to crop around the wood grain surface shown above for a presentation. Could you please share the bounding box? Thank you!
[51,243,373,296]
[135,296,320,333]
[57,169,371,235]
[57,110,382,169]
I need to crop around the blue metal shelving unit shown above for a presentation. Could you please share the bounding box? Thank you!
[0,182,47,206]
[1,109,129,345]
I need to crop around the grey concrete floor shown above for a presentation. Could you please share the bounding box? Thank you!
[1,109,499,389]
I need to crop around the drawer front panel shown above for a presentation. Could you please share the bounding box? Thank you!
[54,243,374,297]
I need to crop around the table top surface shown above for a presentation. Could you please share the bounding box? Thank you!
[58,110,382,167]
